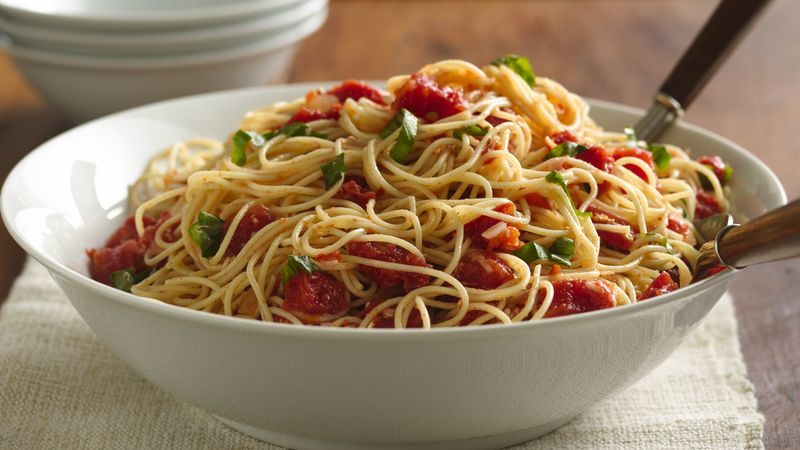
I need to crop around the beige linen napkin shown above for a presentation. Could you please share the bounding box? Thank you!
[1,259,764,449]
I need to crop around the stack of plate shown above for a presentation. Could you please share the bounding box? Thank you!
[0,0,327,123]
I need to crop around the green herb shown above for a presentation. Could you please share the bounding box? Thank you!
[262,122,326,142]
[648,144,672,171]
[723,163,734,183]
[624,125,638,149]
[231,129,264,166]
[321,153,346,189]
[280,255,320,285]
[514,242,550,263]
[189,211,225,258]
[379,108,418,163]
[544,141,588,160]
[546,171,593,219]
[645,232,674,254]
[491,54,536,86]
[453,124,488,140]
[110,269,135,292]
[514,237,574,267]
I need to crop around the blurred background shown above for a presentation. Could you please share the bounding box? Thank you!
[0,0,797,447]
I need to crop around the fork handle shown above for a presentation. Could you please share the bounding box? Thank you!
[717,198,800,268]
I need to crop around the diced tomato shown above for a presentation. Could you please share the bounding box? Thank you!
[698,155,730,185]
[702,264,727,279]
[328,79,386,105]
[586,204,635,252]
[464,202,522,251]
[549,130,578,146]
[87,240,147,286]
[106,215,155,248]
[88,213,174,285]
[288,105,341,123]
[667,213,690,237]
[335,176,377,207]
[525,192,550,209]
[576,145,615,172]
[613,148,654,181]
[315,250,342,263]
[640,271,679,300]
[283,271,349,324]
[544,279,616,318]
[453,250,515,290]
[348,241,430,292]
[550,264,562,276]
[392,72,467,122]
[226,204,273,255]
[695,191,722,219]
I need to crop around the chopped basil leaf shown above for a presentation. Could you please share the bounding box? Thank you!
[453,124,488,140]
[546,171,593,219]
[548,253,572,267]
[380,108,418,163]
[491,54,536,86]
[624,125,638,149]
[231,129,264,166]
[262,122,326,142]
[280,255,320,286]
[723,163,734,183]
[321,153,346,189]
[189,211,225,258]
[514,241,550,263]
[544,141,588,160]
[648,144,671,171]
[110,269,135,292]
[550,237,574,258]
[514,237,574,267]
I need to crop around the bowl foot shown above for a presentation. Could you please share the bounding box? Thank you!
[214,415,574,450]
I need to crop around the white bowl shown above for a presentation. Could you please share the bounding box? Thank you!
[2,10,326,123]
[0,0,306,31]
[0,0,325,56]
[0,85,786,450]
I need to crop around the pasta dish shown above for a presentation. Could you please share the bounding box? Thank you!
[87,57,732,328]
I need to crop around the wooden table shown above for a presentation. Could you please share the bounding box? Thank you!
[0,0,797,447]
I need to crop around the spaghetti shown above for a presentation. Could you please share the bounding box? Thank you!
[87,57,732,328]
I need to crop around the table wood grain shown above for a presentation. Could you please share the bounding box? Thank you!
[0,0,797,447]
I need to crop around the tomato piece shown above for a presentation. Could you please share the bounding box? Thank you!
[544,279,616,318]
[106,215,155,248]
[525,192,550,209]
[365,298,423,329]
[698,155,730,185]
[613,148,654,181]
[392,72,467,122]
[315,250,342,263]
[226,204,273,255]
[348,241,431,292]
[328,79,386,105]
[586,204,629,226]
[597,230,635,252]
[576,145,615,172]
[283,271,349,324]
[288,105,341,123]
[667,213,690,237]
[549,130,578,146]
[702,264,727,279]
[640,271,679,300]
[695,191,722,219]
[453,250,515,290]
[335,177,377,207]
[464,202,521,251]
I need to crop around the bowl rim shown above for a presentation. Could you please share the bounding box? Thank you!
[0,85,787,341]
[0,0,307,27]
[1,9,326,69]
[0,0,325,49]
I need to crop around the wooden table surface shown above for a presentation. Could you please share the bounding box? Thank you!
[1,0,797,447]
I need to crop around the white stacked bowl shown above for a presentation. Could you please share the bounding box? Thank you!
[0,0,327,123]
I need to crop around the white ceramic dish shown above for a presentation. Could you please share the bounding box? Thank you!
[0,0,305,31]
[2,11,326,123]
[0,0,325,56]
[0,84,786,450]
